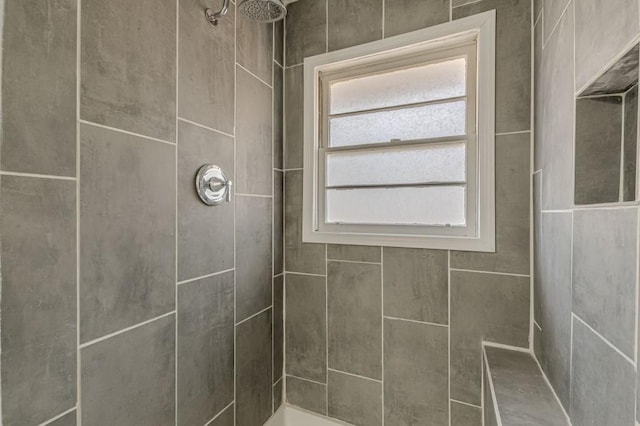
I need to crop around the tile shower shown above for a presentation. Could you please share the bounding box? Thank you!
[1,0,282,424]
[0,1,639,426]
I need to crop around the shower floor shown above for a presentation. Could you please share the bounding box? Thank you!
[265,406,350,426]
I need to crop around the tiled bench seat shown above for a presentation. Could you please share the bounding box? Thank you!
[483,345,570,426]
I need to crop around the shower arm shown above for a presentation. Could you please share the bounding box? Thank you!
[205,0,230,26]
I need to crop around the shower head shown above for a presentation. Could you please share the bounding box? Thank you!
[238,0,287,23]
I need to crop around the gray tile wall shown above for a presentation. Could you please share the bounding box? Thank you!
[283,0,532,424]
[534,1,640,424]
[0,0,284,424]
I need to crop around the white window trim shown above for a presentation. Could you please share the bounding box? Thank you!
[302,11,496,252]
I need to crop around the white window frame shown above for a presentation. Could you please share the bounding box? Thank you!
[302,11,496,252]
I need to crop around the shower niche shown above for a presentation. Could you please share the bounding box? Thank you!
[574,44,639,205]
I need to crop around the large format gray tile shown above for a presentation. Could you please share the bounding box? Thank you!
[237,67,273,196]
[81,315,176,426]
[2,0,76,176]
[285,170,326,274]
[623,85,637,201]
[177,272,234,426]
[81,0,176,141]
[285,0,327,66]
[451,401,482,426]
[384,0,449,38]
[179,0,235,135]
[80,124,175,343]
[454,0,531,134]
[210,404,234,426]
[1,176,76,425]
[237,13,273,84]
[327,245,381,263]
[384,319,448,426]
[328,0,382,51]
[572,208,637,358]
[451,133,530,275]
[286,376,327,415]
[236,196,273,322]
[383,248,448,324]
[540,4,574,210]
[274,275,284,382]
[286,274,327,382]
[274,171,284,275]
[484,346,569,426]
[537,212,572,409]
[574,96,622,205]
[571,318,635,426]
[284,66,304,170]
[48,410,77,426]
[575,0,639,91]
[328,370,382,426]
[236,309,273,426]
[328,261,382,380]
[450,271,530,406]
[178,120,234,281]
[274,63,284,170]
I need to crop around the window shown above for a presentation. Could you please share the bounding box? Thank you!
[302,11,496,251]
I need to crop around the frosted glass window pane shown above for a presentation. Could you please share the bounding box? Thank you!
[329,100,466,147]
[326,186,466,225]
[330,58,466,114]
[326,143,466,186]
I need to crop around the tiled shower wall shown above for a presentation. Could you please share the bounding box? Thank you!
[283,0,532,425]
[0,0,283,424]
[533,0,640,424]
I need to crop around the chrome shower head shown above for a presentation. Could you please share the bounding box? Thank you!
[238,0,287,23]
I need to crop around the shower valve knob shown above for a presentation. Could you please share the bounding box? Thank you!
[196,164,232,206]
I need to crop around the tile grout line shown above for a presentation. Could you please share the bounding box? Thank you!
[204,401,234,426]
[327,368,382,384]
[0,171,77,181]
[450,398,481,409]
[529,0,535,356]
[287,271,327,278]
[326,258,382,265]
[177,268,236,286]
[237,62,273,89]
[573,313,636,367]
[482,347,504,426]
[531,347,572,423]
[177,117,235,139]
[384,316,448,328]
[447,249,452,426]
[78,119,176,147]
[236,192,273,198]
[174,0,180,422]
[75,0,82,422]
[286,374,326,387]
[541,0,572,49]
[325,243,329,415]
[233,3,238,422]
[79,311,177,350]
[236,305,273,327]
[38,406,77,426]
[380,246,385,426]
[271,26,276,413]
[449,268,530,278]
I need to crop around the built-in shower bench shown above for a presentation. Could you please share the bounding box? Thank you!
[482,345,570,426]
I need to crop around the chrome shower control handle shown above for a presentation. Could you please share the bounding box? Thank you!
[196,165,232,206]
